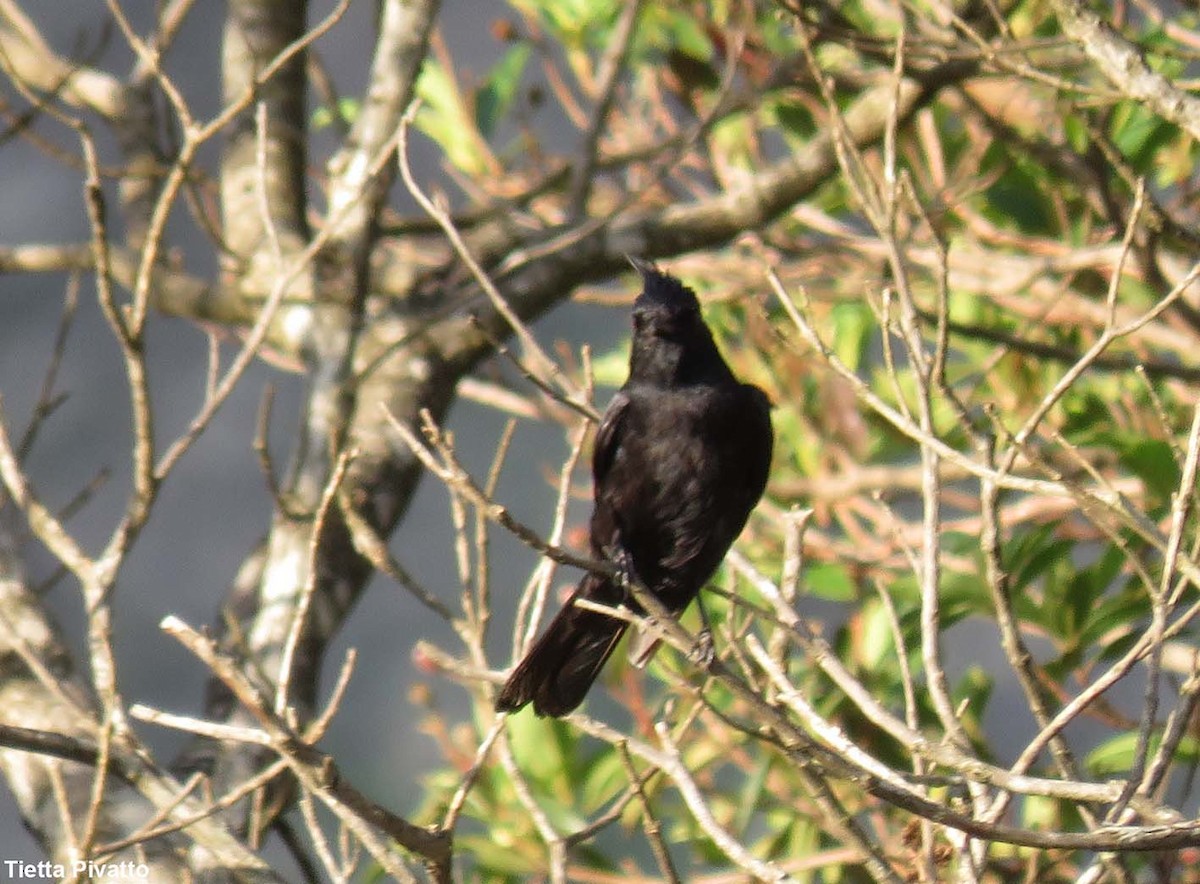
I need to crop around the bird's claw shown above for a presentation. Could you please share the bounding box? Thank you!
[606,544,639,595]
[688,628,715,667]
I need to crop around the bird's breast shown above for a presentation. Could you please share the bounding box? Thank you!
[592,382,767,605]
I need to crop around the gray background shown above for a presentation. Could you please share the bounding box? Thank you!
[0,0,629,870]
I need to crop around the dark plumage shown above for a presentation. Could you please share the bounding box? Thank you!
[495,261,773,717]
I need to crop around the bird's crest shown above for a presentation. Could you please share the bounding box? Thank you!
[628,257,700,314]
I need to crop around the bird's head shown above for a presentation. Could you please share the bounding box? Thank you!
[628,257,703,341]
[625,258,729,386]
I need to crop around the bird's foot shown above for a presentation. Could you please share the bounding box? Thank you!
[688,628,715,667]
[606,544,641,597]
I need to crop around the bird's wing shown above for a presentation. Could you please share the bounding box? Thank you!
[739,384,774,509]
[592,389,630,485]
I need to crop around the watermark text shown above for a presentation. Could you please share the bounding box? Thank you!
[5,859,150,880]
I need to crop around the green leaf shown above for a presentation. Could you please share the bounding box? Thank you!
[666,14,712,60]
[1076,580,1143,651]
[1005,525,1072,595]
[1118,437,1180,501]
[1110,102,1177,170]
[415,61,488,174]
[734,755,772,833]
[1087,731,1200,776]
[507,712,573,791]
[773,100,816,139]
[514,0,618,48]
[1061,391,1116,444]
[1021,795,1063,831]
[1095,627,1141,664]
[1061,570,1098,641]
[458,832,543,875]
[311,97,360,131]
[711,114,756,167]
[857,599,896,670]
[1064,114,1088,154]
[830,301,872,370]
[939,566,992,626]
[983,161,1053,233]
[475,45,531,139]
[805,562,856,602]
[581,749,624,810]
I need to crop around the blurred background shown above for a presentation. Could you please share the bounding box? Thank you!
[0,0,633,867]
[5,1,1195,880]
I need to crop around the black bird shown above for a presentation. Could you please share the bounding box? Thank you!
[495,261,773,717]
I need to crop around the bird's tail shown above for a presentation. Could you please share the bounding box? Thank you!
[495,573,627,717]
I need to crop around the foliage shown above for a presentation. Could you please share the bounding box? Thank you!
[407,2,1200,881]
[4,0,1200,881]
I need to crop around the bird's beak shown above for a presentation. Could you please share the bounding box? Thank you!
[625,254,655,278]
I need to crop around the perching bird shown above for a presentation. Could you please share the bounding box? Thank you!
[495,260,773,717]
